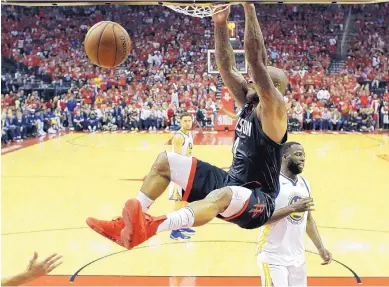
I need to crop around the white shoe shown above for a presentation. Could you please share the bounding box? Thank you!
[149,127,152,131]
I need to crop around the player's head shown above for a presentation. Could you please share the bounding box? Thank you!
[247,66,288,104]
[180,112,193,131]
[282,142,305,175]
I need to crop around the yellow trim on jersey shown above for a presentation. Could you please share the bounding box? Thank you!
[256,225,271,254]
[262,262,272,287]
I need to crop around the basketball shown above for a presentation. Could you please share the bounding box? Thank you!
[84,21,131,68]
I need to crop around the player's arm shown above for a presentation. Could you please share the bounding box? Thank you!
[172,134,185,155]
[306,212,332,265]
[213,7,248,108]
[266,198,314,225]
[243,4,287,143]
[1,253,62,286]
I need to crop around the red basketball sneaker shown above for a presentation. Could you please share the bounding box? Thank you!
[86,217,125,247]
[121,199,166,249]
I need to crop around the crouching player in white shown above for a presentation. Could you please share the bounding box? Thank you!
[257,142,332,287]
[168,112,196,240]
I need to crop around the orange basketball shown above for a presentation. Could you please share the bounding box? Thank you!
[84,21,131,68]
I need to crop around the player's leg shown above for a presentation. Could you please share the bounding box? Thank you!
[86,151,195,242]
[88,155,230,249]
[120,187,233,249]
[220,184,276,229]
[120,184,254,249]
[287,261,307,287]
[168,185,193,240]
[135,151,197,212]
[258,261,288,287]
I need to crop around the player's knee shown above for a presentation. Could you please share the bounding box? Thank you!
[206,188,233,213]
[151,151,170,179]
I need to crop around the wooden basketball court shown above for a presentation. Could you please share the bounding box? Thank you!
[2,131,389,286]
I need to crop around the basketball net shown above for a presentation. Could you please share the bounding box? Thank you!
[163,2,231,18]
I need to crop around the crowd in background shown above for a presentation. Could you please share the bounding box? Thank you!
[1,4,389,144]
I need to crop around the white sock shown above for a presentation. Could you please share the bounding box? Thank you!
[136,191,154,212]
[156,207,195,234]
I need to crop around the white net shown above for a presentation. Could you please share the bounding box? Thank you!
[163,2,231,18]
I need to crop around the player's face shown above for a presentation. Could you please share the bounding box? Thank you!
[181,116,193,130]
[286,145,305,175]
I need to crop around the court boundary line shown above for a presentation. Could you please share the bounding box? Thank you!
[68,241,361,284]
[26,275,389,286]
[1,131,70,155]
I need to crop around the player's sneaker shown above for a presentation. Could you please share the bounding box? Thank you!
[86,217,125,247]
[179,228,196,235]
[170,230,191,240]
[121,199,166,249]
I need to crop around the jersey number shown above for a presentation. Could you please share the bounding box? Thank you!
[187,143,193,156]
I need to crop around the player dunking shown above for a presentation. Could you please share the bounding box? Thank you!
[86,4,288,249]
[168,112,196,240]
[257,142,332,286]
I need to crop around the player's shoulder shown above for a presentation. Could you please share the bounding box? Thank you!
[173,131,186,143]
[297,175,311,193]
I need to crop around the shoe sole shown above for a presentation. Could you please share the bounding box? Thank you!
[170,236,190,241]
[121,199,143,249]
[86,218,124,247]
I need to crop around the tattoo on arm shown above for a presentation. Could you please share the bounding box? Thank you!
[214,22,248,107]
[243,4,285,115]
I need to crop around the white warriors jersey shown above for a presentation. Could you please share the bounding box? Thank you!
[172,130,193,157]
[257,173,311,266]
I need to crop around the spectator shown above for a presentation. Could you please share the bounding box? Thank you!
[303,105,313,131]
[87,111,99,132]
[5,111,16,141]
[102,112,117,131]
[312,107,323,131]
[112,103,123,130]
[2,113,10,144]
[381,101,389,130]
[317,87,330,102]
[73,110,85,131]
[140,105,151,130]
[330,107,341,131]
[322,108,332,131]
[66,96,77,129]
[14,111,26,141]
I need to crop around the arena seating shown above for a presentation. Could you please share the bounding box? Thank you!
[1,4,389,144]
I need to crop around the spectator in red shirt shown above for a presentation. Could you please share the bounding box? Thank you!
[312,107,323,131]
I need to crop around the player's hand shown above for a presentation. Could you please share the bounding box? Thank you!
[290,198,314,212]
[212,5,230,24]
[318,248,332,265]
[25,252,63,279]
